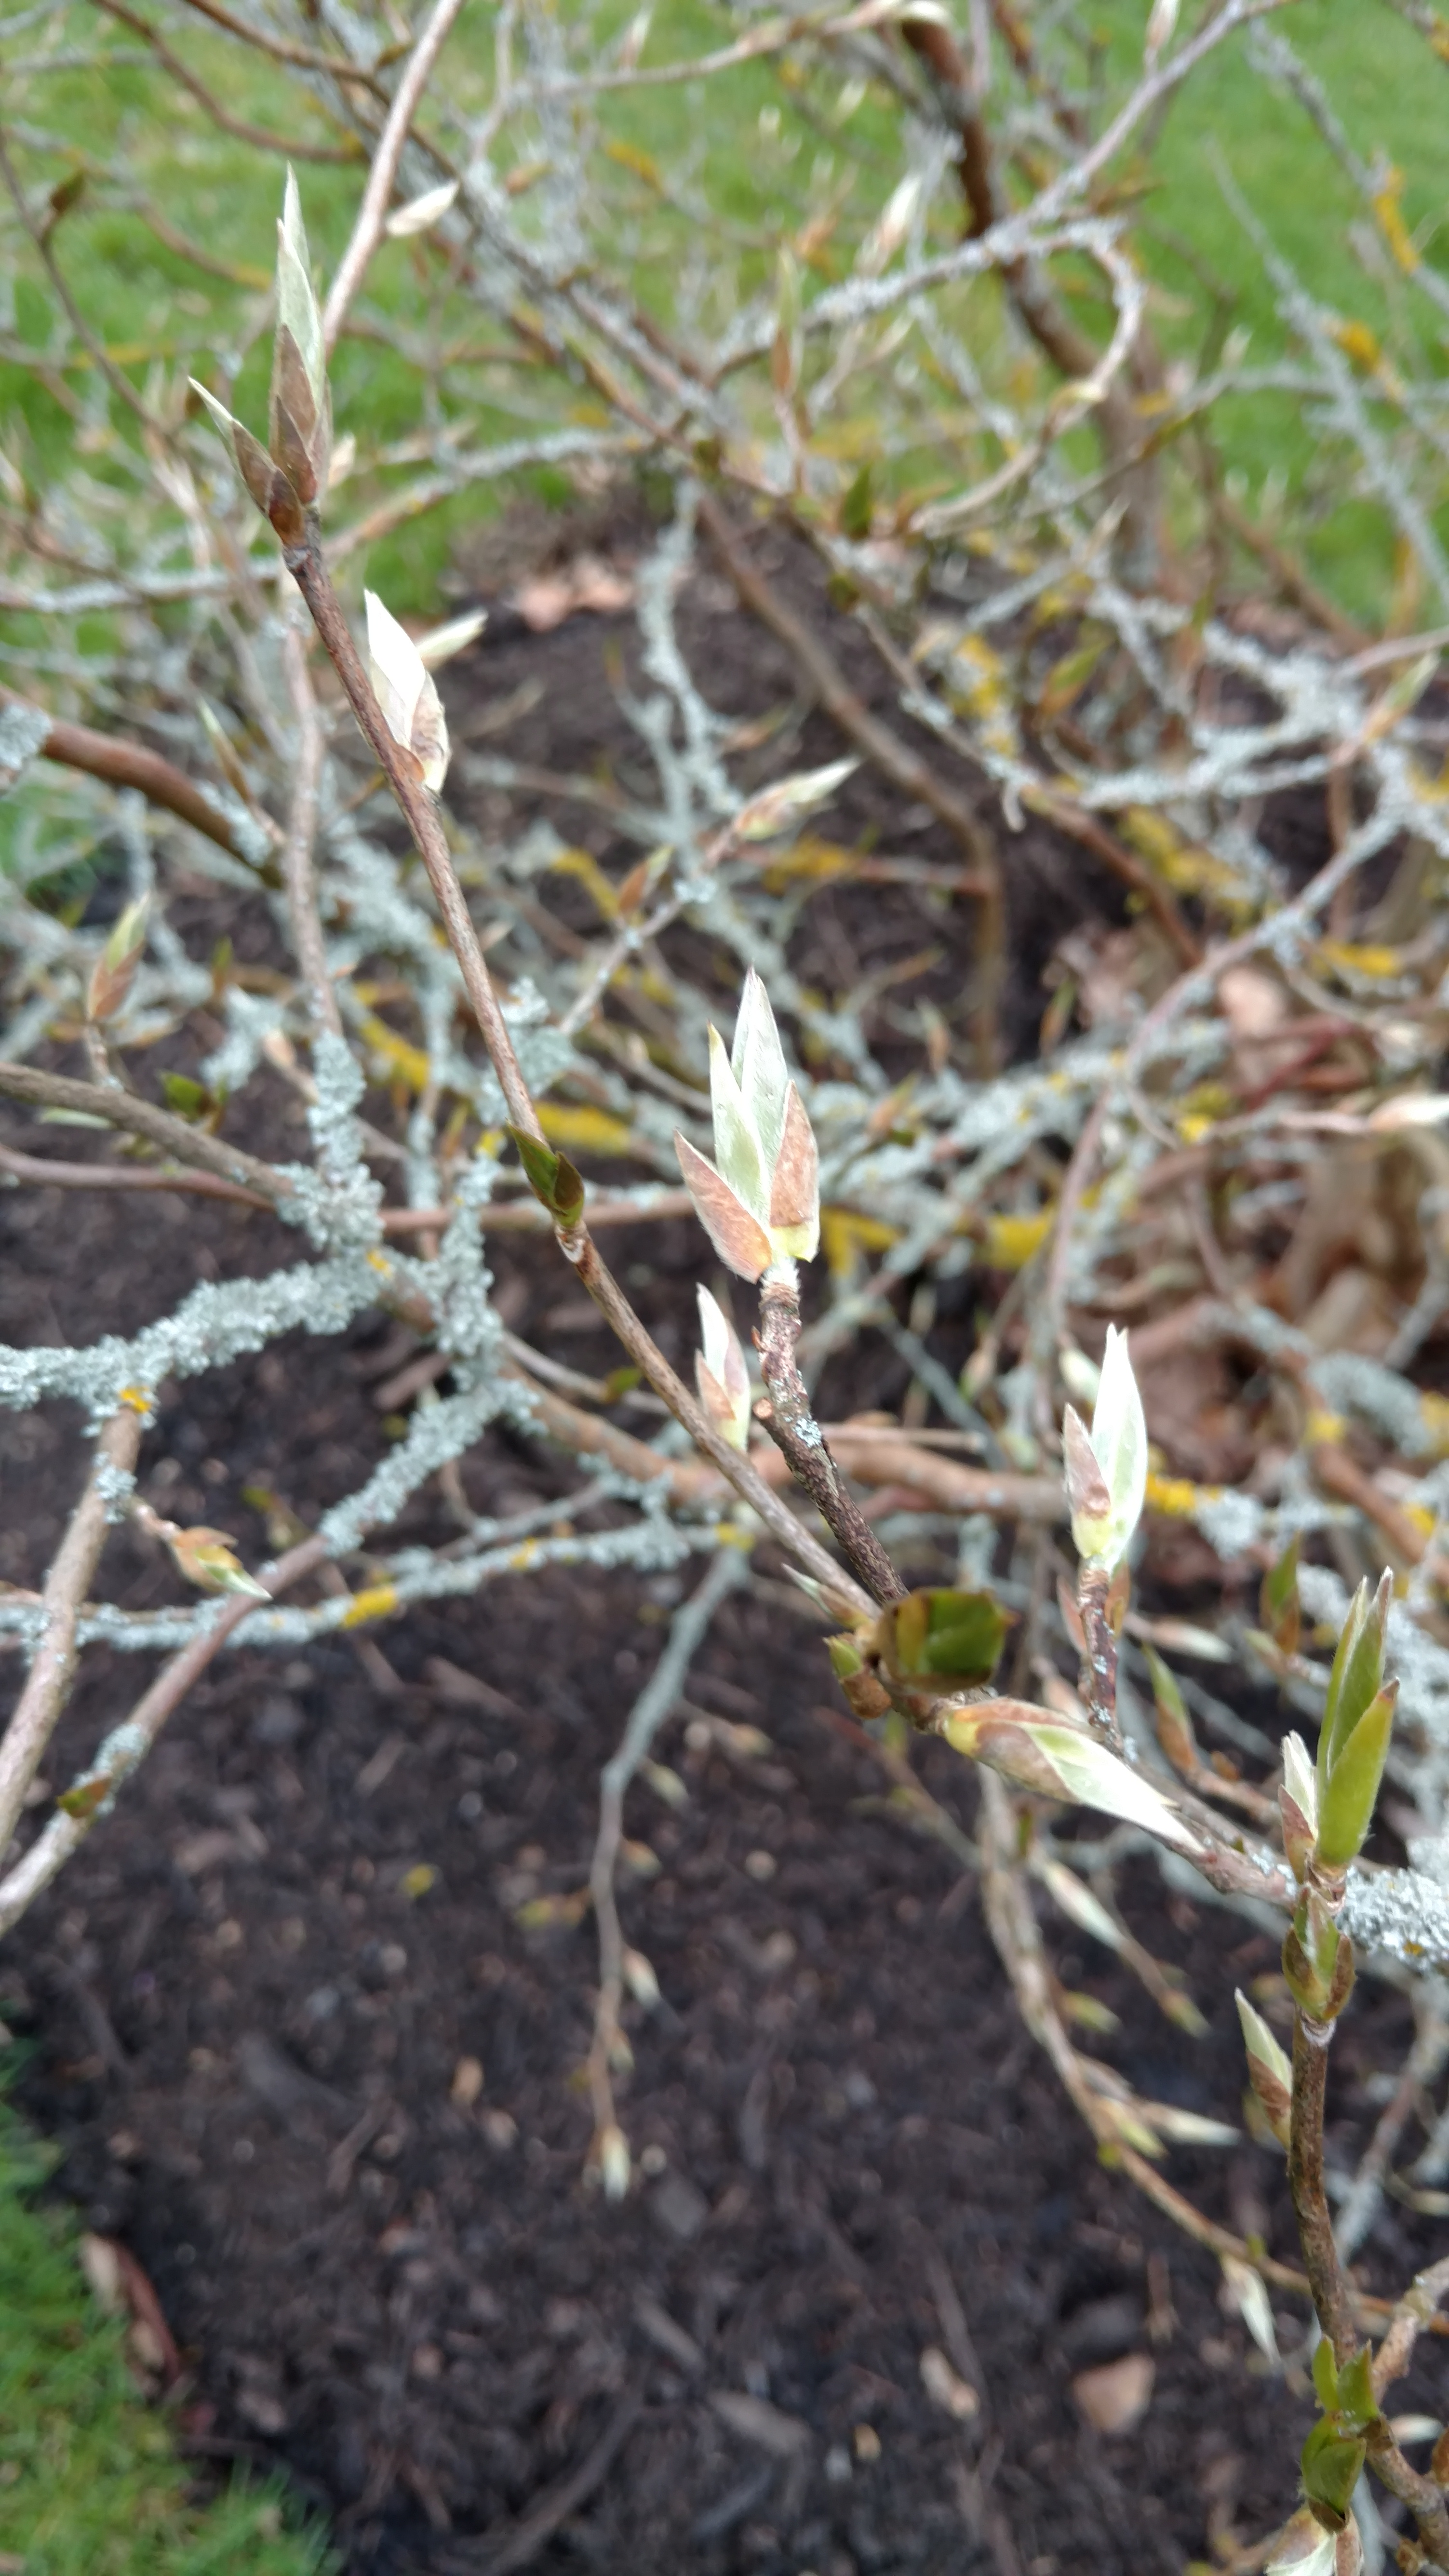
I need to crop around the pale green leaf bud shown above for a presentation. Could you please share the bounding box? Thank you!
[676,972,819,1278]
[695,1286,752,1451]
[365,590,451,792]
[597,2122,631,2200]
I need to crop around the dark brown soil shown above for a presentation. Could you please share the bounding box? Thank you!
[2,515,1445,2574]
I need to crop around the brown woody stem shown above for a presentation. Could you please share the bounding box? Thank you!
[755,1268,907,1610]
[1290,2008,1449,2563]
[1076,1561,1121,1744]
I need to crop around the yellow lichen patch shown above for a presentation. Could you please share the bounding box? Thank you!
[1145,1471,1219,1518]
[399,1863,437,1900]
[1330,317,1382,374]
[1304,1409,1347,1447]
[535,1102,636,1157]
[759,834,859,893]
[1316,940,1405,983]
[358,1009,430,1094]
[340,1583,400,1627]
[548,845,622,921]
[117,1384,153,1414]
[1171,1082,1234,1144]
[1119,807,1253,910]
[1373,168,1420,274]
[939,634,1020,761]
[1422,1391,1449,1456]
[820,1207,900,1277]
[981,1208,1053,1270]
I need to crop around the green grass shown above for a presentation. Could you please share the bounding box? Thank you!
[0,2105,333,2576]
[1090,0,1449,618]
[1,2,1443,623]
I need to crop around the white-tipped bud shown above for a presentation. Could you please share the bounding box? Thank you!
[1144,0,1179,55]
[675,970,819,1282]
[385,177,460,238]
[621,1947,661,2011]
[733,755,857,844]
[365,590,451,792]
[859,170,923,278]
[695,1286,752,1451]
[277,171,325,416]
[597,2122,631,2200]
[268,170,331,508]
[1064,1325,1147,1573]
[1282,1731,1318,1839]
[1265,2508,1342,2576]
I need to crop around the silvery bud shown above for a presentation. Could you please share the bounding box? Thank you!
[1062,1325,1146,1573]
[695,1286,752,1452]
[365,591,451,793]
[674,969,819,1282]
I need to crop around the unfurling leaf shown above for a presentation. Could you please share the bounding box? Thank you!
[674,1132,773,1280]
[365,590,451,792]
[167,1525,270,1599]
[939,1700,1198,1849]
[676,975,819,1276]
[1315,1684,1396,1872]
[1300,2416,1366,2527]
[1066,1325,1147,1573]
[1319,1572,1391,1790]
[876,1588,1009,1690]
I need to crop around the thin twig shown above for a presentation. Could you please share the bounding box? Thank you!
[0,685,268,868]
[0,1409,143,1856]
[0,1062,299,1204]
[695,487,1006,1073]
[586,1546,745,2157]
[322,0,470,356]
[755,1267,908,1608]
[279,614,339,1037]
[1290,2004,1449,2563]
[0,1534,328,1934]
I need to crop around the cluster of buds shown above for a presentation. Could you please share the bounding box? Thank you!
[674,969,819,1284]
[191,171,330,549]
[1061,1324,1147,1577]
[1277,1573,1395,2022]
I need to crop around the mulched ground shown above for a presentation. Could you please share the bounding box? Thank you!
[2,504,1447,2573]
